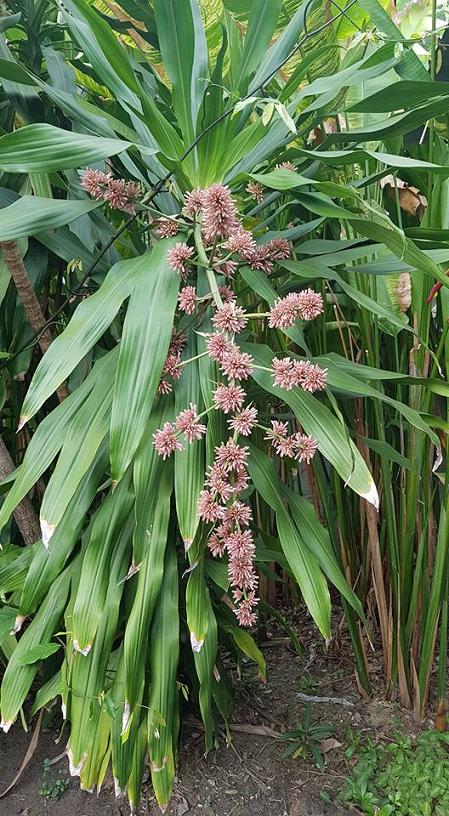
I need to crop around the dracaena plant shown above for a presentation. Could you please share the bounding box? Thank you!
[0,0,448,811]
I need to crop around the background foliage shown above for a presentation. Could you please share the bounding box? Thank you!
[0,0,448,811]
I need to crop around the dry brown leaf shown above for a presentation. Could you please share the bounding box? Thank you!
[0,710,44,799]
[320,737,342,754]
[396,272,412,312]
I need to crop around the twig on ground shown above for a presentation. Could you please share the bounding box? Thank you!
[296,693,355,708]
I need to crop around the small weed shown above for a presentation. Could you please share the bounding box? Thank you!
[340,730,449,815]
[39,758,69,802]
[297,673,318,693]
[280,703,334,768]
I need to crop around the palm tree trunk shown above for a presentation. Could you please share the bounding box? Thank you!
[1,240,67,400]
[0,436,40,545]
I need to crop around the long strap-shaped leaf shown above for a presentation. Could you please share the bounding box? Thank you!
[39,372,113,545]
[148,543,180,811]
[153,0,208,154]
[175,330,205,548]
[0,124,131,173]
[67,519,131,777]
[248,443,331,639]
[110,238,180,484]
[0,562,73,731]
[18,444,108,619]
[71,476,134,656]
[0,196,102,241]
[236,0,283,93]
[0,348,117,535]
[186,559,218,750]
[246,343,378,507]
[132,400,172,566]
[123,463,173,727]
[20,255,143,426]
[60,0,141,107]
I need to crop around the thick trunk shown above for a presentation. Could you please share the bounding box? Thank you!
[1,240,67,401]
[0,436,40,545]
[1,240,54,355]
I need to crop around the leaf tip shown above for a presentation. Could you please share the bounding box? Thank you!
[114,778,125,799]
[67,746,86,776]
[11,614,26,635]
[17,415,29,432]
[40,519,56,548]
[190,632,204,653]
[362,481,379,511]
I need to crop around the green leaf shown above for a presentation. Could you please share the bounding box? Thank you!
[236,0,283,92]
[17,642,60,665]
[274,101,297,134]
[357,0,429,80]
[0,350,117,533]
[174,331,205,547]
[61,0,141,105]
[0,124,131,172]
[0,565,72,728]
[0,606,16,646]
[283,486,365,619]
[244,343,378,507]
[0,57,36,85]
[348,79,449,113]
[20,256,143,426]
[225,625,266,679]
[147,543,179,811]
[39,387,111,542]
[110,239,180,483]
[32,670,63,714]
[249,0,309,93]
[328,97,449,144]
[294,192,355,219]
[248,444,331,639]
[154,0,208,151]
[123,464,173,717]
[0,196,101,241]
[301,147,449,175]
[19,447,108,618]
[71,477,134,654]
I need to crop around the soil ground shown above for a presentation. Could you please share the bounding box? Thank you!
[0,609,430,816]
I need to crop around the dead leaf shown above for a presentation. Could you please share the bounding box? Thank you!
[320,738,342,754]
[0,710,44,799]
[382,176,427,221]
[396,272,412,312]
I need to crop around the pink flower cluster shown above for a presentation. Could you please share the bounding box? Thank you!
[158,330,186,395]
[272,357,327,392]
[156,219,179,238]
[170,183,294,283]
[269,289,324,329]
[276,161,296,171]
[152,403,206,458]
[150,183,328,631]
[198,440,257,627]
[265,421,318,463]
[246,181,264,203]
[167,242,193,279]
[80,169,140,214]
[178,286,197,314]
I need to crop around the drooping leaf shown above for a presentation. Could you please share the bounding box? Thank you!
[110,239,180,483]
[0,124,131,172]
